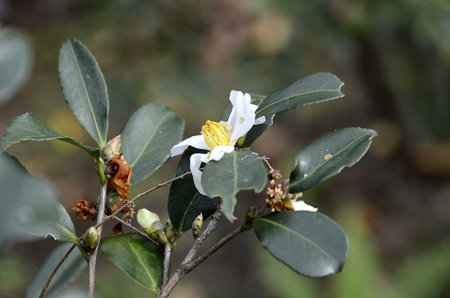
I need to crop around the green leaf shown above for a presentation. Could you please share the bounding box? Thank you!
[0,29,33,106]
[0,113,101,159]
[202,150,267,222]
[121,103,184,186]
[289,128,377,193]
[254,211,349,277]
[26,243,86,298]
[100,233,164,294]
[255,73,344,118]
[59,38,109,148]
[168,146,218,235]
[0,153,78,250]
[241,114,274,147]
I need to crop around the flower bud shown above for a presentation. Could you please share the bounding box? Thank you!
[137,208,160,235]
[82,227,99,249]
[244,207,258,225]
[192,213,203,239]
[164,219,174,242]
[104,135,121,158]
[237,134,247,147]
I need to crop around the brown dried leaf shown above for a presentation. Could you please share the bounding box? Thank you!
[106,153,132,201]
[112,222,125,235]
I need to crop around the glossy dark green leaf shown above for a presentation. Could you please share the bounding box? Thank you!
[0,29,33,105]
[100,233,164,293]
[289,128,377,193]
[0,113,101,159]
[168,146,218,235]
[59,38,109,148]
[254,211,349,277]
[0,153,78,250]
[202,150,267,222]
[121,103,184,186]
[26,243,86,298]
[255,73,344,118]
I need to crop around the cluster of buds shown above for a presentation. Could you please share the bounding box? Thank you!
[265,168,317,212]
[266,179,295,212]
[137,208,173,245]
[73,200,97,221]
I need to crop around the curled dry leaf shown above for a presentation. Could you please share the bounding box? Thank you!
[112,223,125,235]
[106,153,132,201]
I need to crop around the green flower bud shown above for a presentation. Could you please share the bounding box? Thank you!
[237,134,247,147]
[192,213,203,239]
[104,135,121,158]
[164,219,174,242]
[137,208,160,235]
[244,207,258,225]
[82,227,99,251]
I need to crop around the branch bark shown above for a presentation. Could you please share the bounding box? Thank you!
[88,182,107,297]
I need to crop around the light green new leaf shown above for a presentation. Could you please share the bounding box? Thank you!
[59,38,109,148]
[0,153,78,250]
[121,103,184,186]
[289,128,377,193]
[202,150,267,222]
[254,211,349,277]
[0,29,33,106]
[0,113,101,159]
[100,233,164,294]
[255,73,344,118]
[26,243,86,298]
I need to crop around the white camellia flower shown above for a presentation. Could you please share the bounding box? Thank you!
[170,90,266,195]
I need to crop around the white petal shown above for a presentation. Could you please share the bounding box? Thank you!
[292,200,317,212]
[249,104,266,125]
[209,146,234,161]
[229,91,255,142]
[190,153,207,195]
[170,134,210,157]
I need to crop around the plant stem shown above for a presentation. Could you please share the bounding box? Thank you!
[39,244,76,298]
[88,182,107,297]
[157,202,222,298]
[111,215,157,244]
[162,243,172,288]
[94,171,192,229]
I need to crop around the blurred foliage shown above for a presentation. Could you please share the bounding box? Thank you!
[1,0,450,297]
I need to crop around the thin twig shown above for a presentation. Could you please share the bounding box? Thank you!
[94,171,192,229]
[186,225,243,273]
[111,215,157,244]
[39,244,76,298]
[88,182,107,297]
[162,243,172,287]
[157,204,271,298]
[157,200,222,298]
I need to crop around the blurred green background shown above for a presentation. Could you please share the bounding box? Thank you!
[1,0,450,297]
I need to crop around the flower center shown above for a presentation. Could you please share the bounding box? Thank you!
[202,120,230,149]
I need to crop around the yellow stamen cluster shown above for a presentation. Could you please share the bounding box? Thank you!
[202,120,230,149]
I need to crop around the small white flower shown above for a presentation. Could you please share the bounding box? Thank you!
[291,200,318,212]
[170,90,266,195]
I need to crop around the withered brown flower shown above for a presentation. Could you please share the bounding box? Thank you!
[73,200,97,221]
[106,153,132,201]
